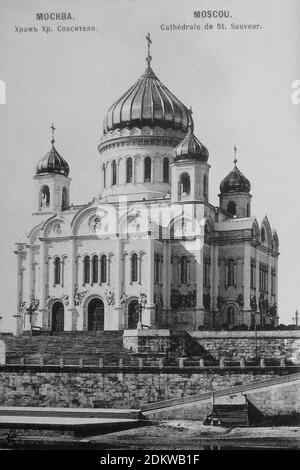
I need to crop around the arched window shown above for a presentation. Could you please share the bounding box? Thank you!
[103,164,106,188]
[41,185,50,208]
[180,256,188,284]
[126,157,133,183]
[203,174,208,198]
[131,253,138,282]
[144,156,151,182]
[163,157,169,183]
[100,255,107,283]
[227,201,236,216]
[84,255,90,284]
[62,188,67,210]
[261,227,266,243]
[92,255,98,283]
[111,160,117,186]
[54,257,61,285]
[228,259,235,287]
[180,173,190,196]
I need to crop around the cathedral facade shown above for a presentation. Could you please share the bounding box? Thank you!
[14,47,279,335]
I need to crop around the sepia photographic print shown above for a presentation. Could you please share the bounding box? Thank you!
[0,0,299,460]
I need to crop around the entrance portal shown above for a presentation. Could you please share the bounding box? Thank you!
[128,299,139,329]
[52,301,64,333]
[88,298,105,331]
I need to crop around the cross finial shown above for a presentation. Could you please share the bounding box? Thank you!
[51,123,56,145]
[234,144,237,166]
[188,106,194,131]
[146,32,152,66]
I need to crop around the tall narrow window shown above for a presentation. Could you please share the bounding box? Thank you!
[100,255,107,283]
[131,253,138,282]
[84,256,90,284]
[126,157,133,183]
[228,259,235,287]
[92,255,98,283]
[163,157,169,183]
[62,188,67,210]
[154,254,160,284]
[54,257,61,285]
[112,160,117,186]
[247,203,250,217]
[180,173,190,195]
[180,256,188,284]
[103,164,106,188]
[203,174,208,198]
[144,157,151,182]
[41,185,50,208]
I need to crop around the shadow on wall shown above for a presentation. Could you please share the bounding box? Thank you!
[247,398,300,426]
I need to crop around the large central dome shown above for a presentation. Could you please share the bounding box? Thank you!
[103,64,192,135]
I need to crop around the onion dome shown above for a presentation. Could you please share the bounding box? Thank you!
[220,148,251,193]
[173,115,209,162]
[36,125,69,177]
[103,43,192,135]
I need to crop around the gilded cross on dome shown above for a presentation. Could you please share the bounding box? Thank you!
[51,123,56,145]
[146,32,152,66]
[234,145,237,166]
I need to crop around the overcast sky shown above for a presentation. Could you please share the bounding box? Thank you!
[0,0,299,331]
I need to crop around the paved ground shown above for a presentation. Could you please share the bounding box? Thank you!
[86,421,300,449]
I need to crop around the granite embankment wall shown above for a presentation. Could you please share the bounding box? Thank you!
[0,365,296,410]
[189,331,300,360]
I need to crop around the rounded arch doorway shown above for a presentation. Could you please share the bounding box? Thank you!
[127,299,139,329]
[88,298,105,331]
[52,301,64,333]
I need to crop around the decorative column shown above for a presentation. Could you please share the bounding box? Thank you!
[37,239,48,330]
[162,241,170,327]
[255,246,260,325]
[66,237,76,331]
[144,236,155,327]
[195,236,204,329]
[13,244,23,335]
[112,238,124,330]
[24,244,32,331]
[243,242,251,326]
[211,243,219,327]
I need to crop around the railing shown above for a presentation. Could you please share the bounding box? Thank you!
[141,372,300,412]
[2,355,299,370]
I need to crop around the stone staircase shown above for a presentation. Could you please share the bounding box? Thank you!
[4,331,132,365]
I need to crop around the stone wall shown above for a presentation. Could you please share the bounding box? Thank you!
[189,331,300,360]
[0,366,288,409]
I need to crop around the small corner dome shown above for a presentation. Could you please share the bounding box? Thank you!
[173,125,209,163]
[36,141,69,177]
[220,165,251,194]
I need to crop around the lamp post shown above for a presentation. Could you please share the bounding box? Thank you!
[293,310,299,327]
[136,293,147,330]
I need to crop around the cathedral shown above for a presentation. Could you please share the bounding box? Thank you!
[14,40,279,335]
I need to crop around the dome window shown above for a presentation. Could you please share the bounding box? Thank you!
[227,201,236,217]
[111,160,117,186]
[126,157,133,183]
[163,157,169,183]
[144,157,151,182]
[62,188,68,210]
[203,174,208,198]
[41,185,50,208]
[179,173,191,196]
